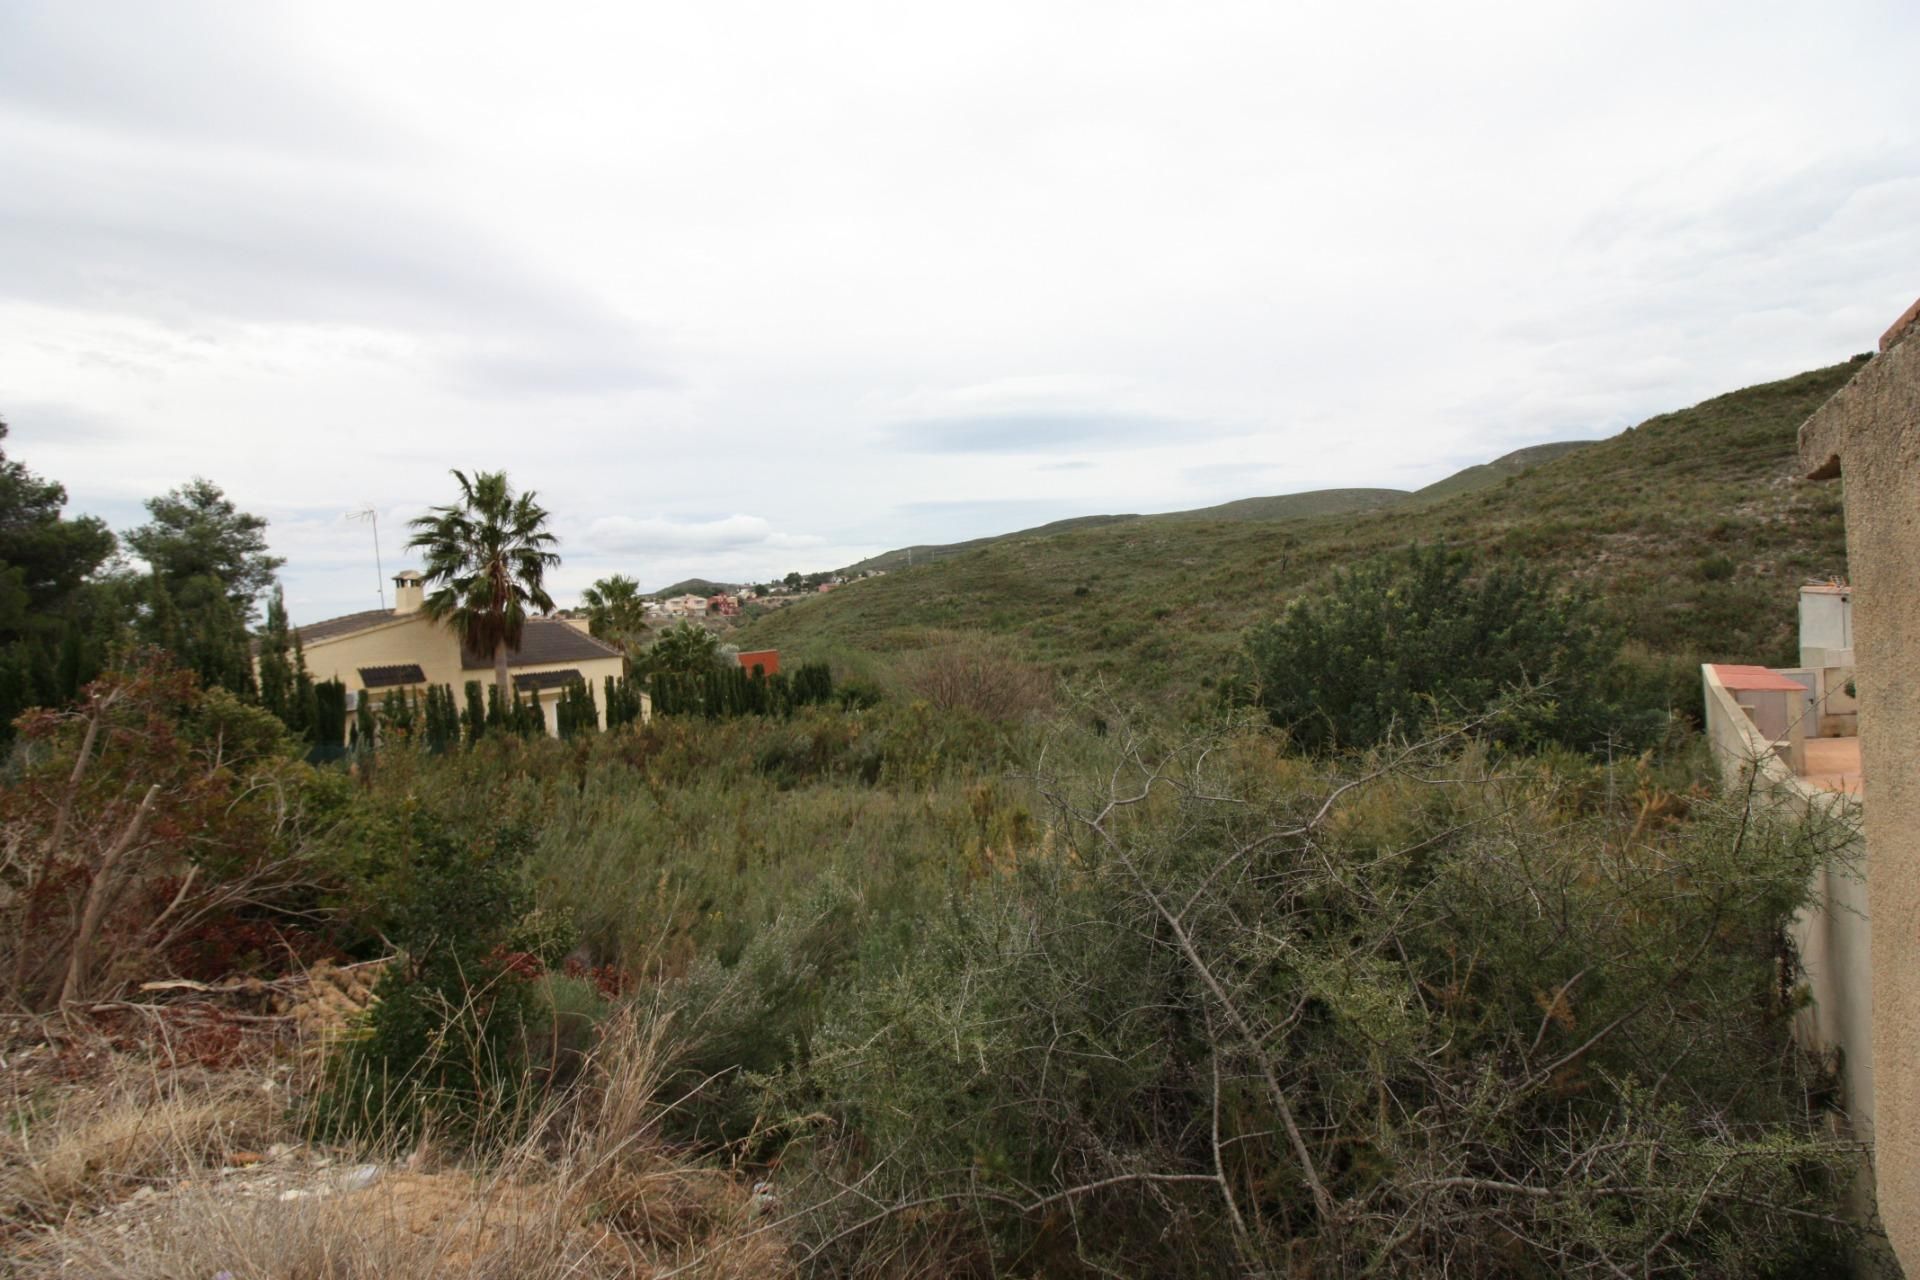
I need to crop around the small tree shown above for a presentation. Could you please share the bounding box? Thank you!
[126,477,283,622]
[633,621,724,688]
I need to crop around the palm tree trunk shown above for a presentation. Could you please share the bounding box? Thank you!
[494,638,511,705]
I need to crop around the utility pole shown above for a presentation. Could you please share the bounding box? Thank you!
[347,506,385,610]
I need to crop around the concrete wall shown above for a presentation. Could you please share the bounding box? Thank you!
[1702,666,1873,1137]
[1800,316,1920,1271]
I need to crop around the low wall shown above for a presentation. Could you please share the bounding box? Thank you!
[1701,666,1873,1136]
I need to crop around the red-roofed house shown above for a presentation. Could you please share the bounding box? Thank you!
[735,649,780,678]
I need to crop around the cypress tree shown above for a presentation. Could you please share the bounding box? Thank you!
[311,678,348,762]
[54,622,85,704]
[354,694,376,761]
[258,588,295,726]
[464,680,486,744]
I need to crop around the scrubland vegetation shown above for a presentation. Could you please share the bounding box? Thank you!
[0,361,1888,1274]
[2,649,1875,1275]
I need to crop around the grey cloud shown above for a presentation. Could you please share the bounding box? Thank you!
[0,144,626,340]
[0,6,398,157]
[453,340,673,399]
[880,411,1189,453]
[584,514,826,556]
[1181,461,1288,486]
[0,68,667,401]
[3,401,120,444]
[874,497,1120,546]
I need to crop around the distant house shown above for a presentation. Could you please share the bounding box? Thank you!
[735,648,780,677]
[708,593,740,617]
[662,594,709,617]
[267,570,636,732]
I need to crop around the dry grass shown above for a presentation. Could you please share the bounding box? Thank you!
[2,1058,284,1230]
[4,1005,789,1278]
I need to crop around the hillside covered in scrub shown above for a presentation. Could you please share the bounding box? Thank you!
[739,359,1859,705]
[0,357,1882,1277]
[831,444,1598,577]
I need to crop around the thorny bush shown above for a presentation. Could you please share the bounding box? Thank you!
[748,711,1865,1278]
[0,653,336,1012]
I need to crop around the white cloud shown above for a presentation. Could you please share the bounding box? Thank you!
[2,0,1917,618]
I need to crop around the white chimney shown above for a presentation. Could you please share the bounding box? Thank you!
[1798,582,1852,669]
[393,570,425,616]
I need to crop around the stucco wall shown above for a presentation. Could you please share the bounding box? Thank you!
[304,615,462,690]
[1800,323,1920,1270]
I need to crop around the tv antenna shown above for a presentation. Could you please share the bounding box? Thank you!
[346,506,386,610]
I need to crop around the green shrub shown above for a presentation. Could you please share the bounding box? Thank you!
[1235,543,1665,754]
[312,809,538,1141]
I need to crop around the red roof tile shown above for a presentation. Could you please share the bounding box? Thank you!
[1710,664,1807,693]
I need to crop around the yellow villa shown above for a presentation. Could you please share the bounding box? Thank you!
[283,570,633,730]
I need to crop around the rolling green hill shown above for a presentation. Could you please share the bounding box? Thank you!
[835,451,1588,578]
[1144,487,1411,523]
[651,577,736,598]
[738,360,1859,707]
[840,515,1138,575]
[1410,441,1595,502]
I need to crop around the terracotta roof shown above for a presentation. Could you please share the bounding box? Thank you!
[1711,664,1808,694]
[359,664,426,688]
[463,618,624,670]
[513,668,585,691]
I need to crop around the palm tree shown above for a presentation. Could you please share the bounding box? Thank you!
[581,573,649,650]
[406,470,560,701]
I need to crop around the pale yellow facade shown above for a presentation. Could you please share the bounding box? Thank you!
[283,572,633,732]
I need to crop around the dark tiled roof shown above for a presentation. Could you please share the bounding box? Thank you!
[251,607,398,657]
[463,618,624,670]
[359,664,426,689]
[513,668,584,691]
[296,609,402,646]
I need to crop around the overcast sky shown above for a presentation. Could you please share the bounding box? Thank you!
[3,2,1916,620]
